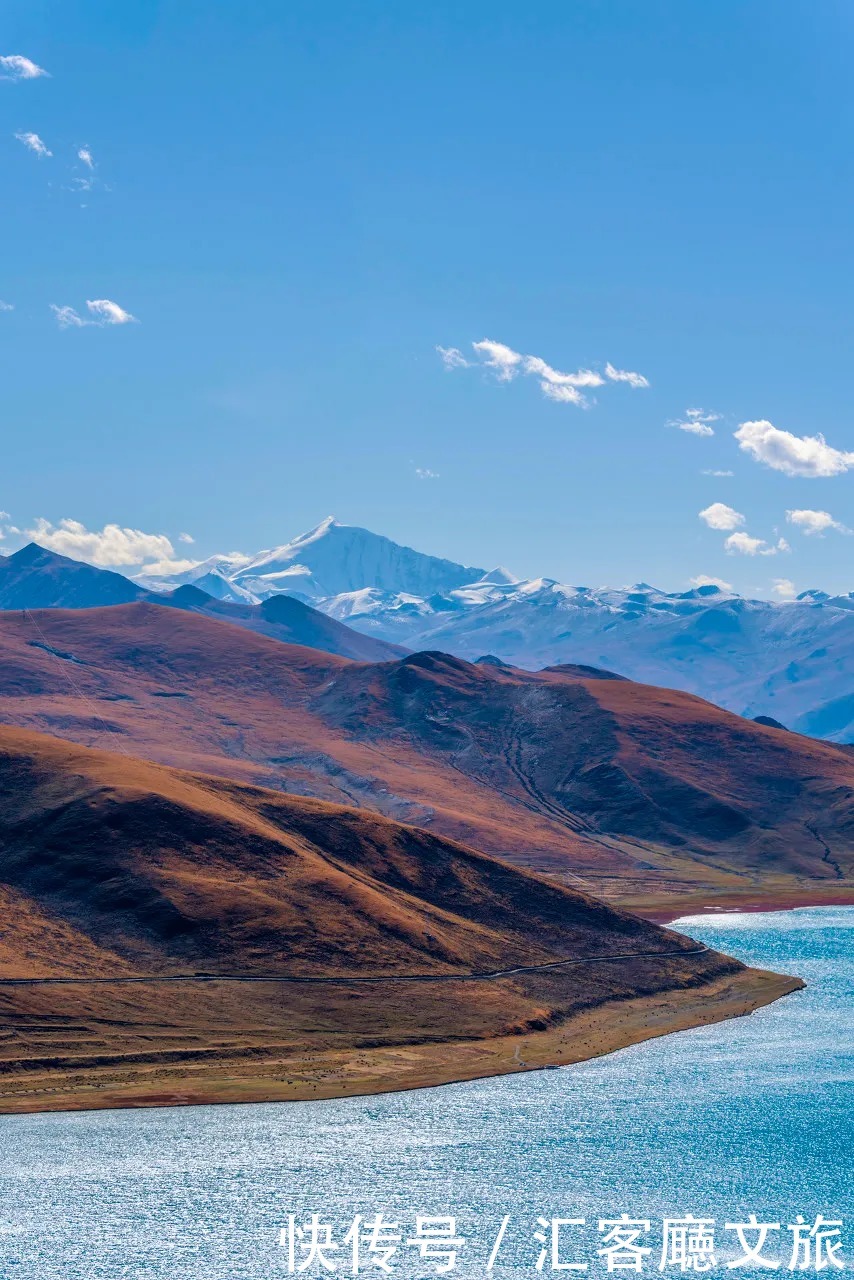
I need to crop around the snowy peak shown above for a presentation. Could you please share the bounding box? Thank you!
[476,566,520,585]
[232,518,486,600]
[129,516,853,742]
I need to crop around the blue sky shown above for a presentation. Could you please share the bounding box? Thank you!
[2,0,853,595]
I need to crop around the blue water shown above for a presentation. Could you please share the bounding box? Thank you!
[0,908,851,1279]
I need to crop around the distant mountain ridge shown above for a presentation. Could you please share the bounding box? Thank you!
[0,542,402,663]
[0,543,144,609]
[144,516,854,742]
[166,516,487,602]
[162,584,405,661]
[5,517,854,741]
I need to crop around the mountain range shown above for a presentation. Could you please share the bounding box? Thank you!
[0,539,844,1110]
[146,518,854,742]
[3,516,854,741]
[1,600,851,916]
[0,542,402,662]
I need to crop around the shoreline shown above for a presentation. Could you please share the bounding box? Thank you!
[0,965,803,1116]
[629,887,854,925]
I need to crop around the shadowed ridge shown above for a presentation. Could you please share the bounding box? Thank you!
[0,543,144,609]
[541,662,628,681]
[158,581,406,662]
[0,722,707,979]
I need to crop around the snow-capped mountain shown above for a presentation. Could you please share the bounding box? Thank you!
[146,554,255,604]
[143,517,854,741]
[229,516,486,602]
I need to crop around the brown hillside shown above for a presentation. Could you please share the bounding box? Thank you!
[0,602,851,913]
[0,724,800,1113]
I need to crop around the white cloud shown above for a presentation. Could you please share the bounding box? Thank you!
[50,298,137,328]
[605,362,650,389]
[772,578,797,600]
[689,574,733,591]
[136,556,200,577]
[415,467,439,480]
[436,345,471,370]
[522,355,604,406]
[78,147,94,170]
[725,532,790,557]
[785,508,851,537]
[87,298,136,324]
[0,301,13,312]
[670,408,720,437]
[0,54,49,81]
[702,469,734,477]
[471,339,524,382]
[699,502,745,531]
[50,305,87,328]
[27,518,179,568]
[735,419,854,478]
[15,131,51,158]
[178,532,195,544]
[442,339,649,407]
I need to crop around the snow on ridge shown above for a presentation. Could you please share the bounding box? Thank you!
[136,516,853,742]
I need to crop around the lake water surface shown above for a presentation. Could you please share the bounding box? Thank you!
[0,908,851,1278]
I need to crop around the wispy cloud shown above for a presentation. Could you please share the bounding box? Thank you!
[0,54,49,81]
[27,518,178,568]
[772,578,797,600]
[414,467,439,480]
[735,420,854,478]
[436,345,471,370]
[669,408,720,437]
[178,532,195,544]
[724,531,790,557]
[605,363,650,389]
[15,131,51,158]
[471,339,525,382]
[701,469,734,477]
[699,502,744,531]
[50,305,86,328]
[70,147,98,193]
[785,508,851,537]
[50,298,137,328]
[439,339,648,407]
[0,301,13,312]
[689,574,733,591]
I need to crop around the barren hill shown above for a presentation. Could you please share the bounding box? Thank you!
[160,583,406,661]
[0,725,798,1112]
[0,602,851,914]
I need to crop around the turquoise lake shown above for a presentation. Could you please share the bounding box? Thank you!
[0,907,851,1278]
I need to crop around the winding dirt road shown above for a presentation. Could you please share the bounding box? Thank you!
[0,944,709,987]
